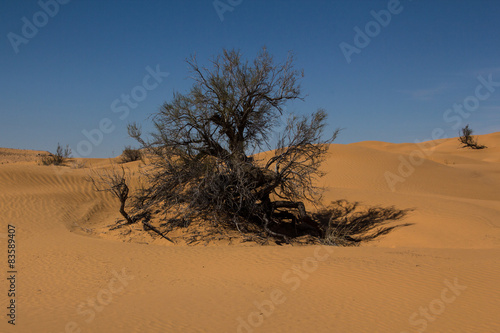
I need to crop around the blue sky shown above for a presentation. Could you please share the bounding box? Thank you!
[1,0,499,157]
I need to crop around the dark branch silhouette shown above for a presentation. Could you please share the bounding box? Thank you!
[126,47,409,245]
[458,124,486,149]
[41,143,72,166]
[88,165,134,224]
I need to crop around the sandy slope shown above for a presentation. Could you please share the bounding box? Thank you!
[1,133,499,332]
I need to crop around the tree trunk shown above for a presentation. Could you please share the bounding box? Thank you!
[272,201,307,220]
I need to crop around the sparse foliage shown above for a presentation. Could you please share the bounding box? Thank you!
[128,48,408,244]
[41,143,72,165]
[88,165,134,224]
[87,165,175,243]
[458,124,486,149]
[121,146,142,163]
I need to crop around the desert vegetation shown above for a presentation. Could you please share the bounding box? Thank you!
[41,143,72,166]
[88,165,134,224]
[89,48,409,245]
[458,124,487,149]
[87,164,175,242]
[120,145,142,163]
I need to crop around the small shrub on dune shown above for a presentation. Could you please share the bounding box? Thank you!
[120,146,142,163]
[458,124,486,149]
[87,164,174,243]
[41,143,72,166]
[88,165,134,224]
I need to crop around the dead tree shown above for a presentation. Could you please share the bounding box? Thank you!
[128,47,340,241]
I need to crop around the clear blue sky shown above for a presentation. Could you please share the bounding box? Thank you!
[1,0,499,157]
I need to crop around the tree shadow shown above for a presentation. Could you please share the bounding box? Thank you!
[268,199,413,246]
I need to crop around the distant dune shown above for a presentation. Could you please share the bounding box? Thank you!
[0,147,49,164]
[1,132,499,332]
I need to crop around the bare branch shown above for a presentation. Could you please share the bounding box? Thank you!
[87,164,134,224]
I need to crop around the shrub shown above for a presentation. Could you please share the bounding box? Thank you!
[458,124,486,149]
[88,165,134,224]
[87,165,174,243]
[126,48,410,245]
[120,146,142,163]
[41,143,72,166]
[128,48,340,243]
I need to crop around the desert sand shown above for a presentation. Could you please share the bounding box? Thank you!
[1,133,499,332]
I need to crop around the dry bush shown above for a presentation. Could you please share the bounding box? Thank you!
[41,143,72,166]
[128,48,342,243]
[120,146,142,163]
[88,165,134,224]
[126,47,409,245]
[458,124,486,149]
[87,164,174,243]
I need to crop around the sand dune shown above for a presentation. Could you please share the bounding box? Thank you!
[1,133,499,332]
